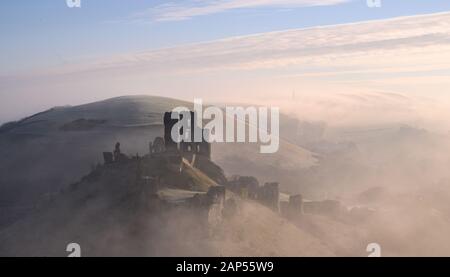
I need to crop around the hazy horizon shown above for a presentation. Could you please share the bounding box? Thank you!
[3,1,450,259]
[1,1,450,130]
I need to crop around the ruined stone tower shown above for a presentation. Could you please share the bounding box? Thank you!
[163,111,211,159]
[164,112,179,152]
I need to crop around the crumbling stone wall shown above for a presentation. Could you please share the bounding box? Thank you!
[103,152,113,164]
[258,182,280,213]
[227,176,260,199]
[283,194,303,220]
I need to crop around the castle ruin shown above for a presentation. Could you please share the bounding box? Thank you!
[163,111,211,159]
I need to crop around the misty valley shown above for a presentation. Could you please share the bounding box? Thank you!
[1,95,450,257]
[2,3,450,262]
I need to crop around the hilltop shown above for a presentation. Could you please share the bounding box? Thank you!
[0,95,316,227]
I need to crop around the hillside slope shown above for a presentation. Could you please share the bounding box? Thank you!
[0,155,331,257]
[0,95,317,227]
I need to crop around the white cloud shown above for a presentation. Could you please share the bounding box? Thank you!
[3,12,450,128]
[38,12,450,78]
[136,0,351,22]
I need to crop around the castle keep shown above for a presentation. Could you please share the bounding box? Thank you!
[163,111,211,159]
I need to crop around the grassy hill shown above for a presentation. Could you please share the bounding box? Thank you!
[0,95,317,227]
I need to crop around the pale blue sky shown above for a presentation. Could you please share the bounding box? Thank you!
[1,0,450,74]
